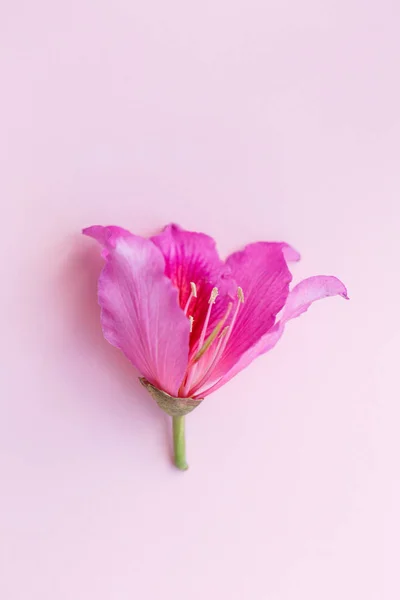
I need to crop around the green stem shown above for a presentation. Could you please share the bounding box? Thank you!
[172,415,188,470]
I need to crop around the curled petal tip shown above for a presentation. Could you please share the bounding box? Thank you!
[82,225,95,236]
[82,225,110,243]
[162,222,183,234]
[329,278,348,300]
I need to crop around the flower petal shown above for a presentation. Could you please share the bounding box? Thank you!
[82,225,132,248]
[209,242,293,380]
[281,275,349,320]
[151,224,236,349]
[83,225,190,396]
[197,275,348,397]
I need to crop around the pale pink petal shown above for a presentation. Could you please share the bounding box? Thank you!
[197,275,348,397]
[82,225,132,247]
[208,242,292,381]
[151,224,236,350]
[83,225,190,396]
[282,275,349,320]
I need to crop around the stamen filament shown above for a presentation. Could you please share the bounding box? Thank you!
[196,287,219,350]
[190,326,229,394]
[181,288,221,396]
[203,288,244,372]
[181,286,244,397]
[193,304,232,362]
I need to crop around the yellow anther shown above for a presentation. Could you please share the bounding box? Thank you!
[209,287,219,304]
[237,286,245,303]
[190,282,197,298]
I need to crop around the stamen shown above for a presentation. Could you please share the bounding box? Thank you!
[190,326,230,394]
[200,290,244,375]
[190,281,197,297]
[195,286,219,352]
[189,288,245,396]
[181,287,219,395]
[209,287,219,304]
[189,315,194,332]
[193,304,232,362]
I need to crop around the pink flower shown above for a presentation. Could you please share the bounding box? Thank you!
[83,223,348,469]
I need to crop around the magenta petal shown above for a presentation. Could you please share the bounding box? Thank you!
[200,275,347,397]
[83,225,190,396]
[210,242,292,380]
[151,224,236,347]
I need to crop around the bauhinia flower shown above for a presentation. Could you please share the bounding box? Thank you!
[83,224,348,470]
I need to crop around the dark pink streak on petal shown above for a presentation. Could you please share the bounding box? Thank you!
[83,225,190,396]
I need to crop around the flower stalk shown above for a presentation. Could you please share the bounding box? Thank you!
[172,415,188,470]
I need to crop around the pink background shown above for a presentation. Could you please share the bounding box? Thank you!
[1,1,399,598]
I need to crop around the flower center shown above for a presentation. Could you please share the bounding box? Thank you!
[180,283,244,397]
